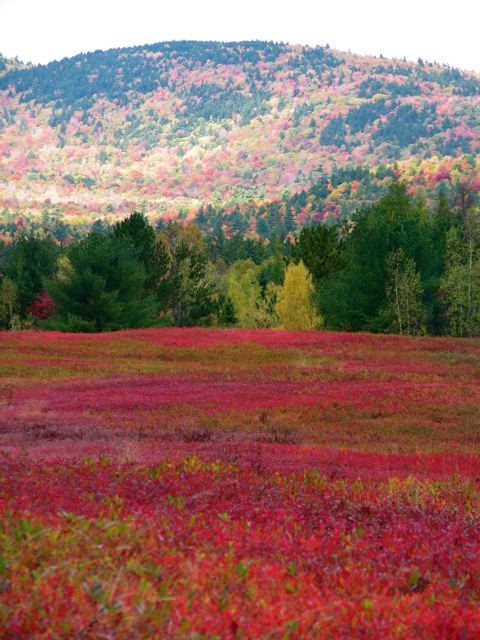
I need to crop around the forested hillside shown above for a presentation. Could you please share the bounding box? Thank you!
[0,41,479,230]
[2,178,480,337]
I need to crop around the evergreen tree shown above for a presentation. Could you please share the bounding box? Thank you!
[217,294,237,326]
[428,185,453,332]
[113,210,168,295]
[258,238,286,290]
[44,232,155,332]
[320,181,431,331]
[292,223,343,284]
[5,237,58,313]
[256,216,270,238]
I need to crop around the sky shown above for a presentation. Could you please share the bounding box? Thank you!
[0,0,479,71]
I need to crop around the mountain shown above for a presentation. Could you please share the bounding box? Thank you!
[0,40,479,230]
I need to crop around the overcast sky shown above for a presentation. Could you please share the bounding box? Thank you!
[1,0,479,71]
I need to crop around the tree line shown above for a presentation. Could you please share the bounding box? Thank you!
[0,179,479,336]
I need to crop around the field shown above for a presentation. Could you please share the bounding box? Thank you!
[1,328,480,638]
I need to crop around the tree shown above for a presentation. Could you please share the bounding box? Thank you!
[427,185,453,333]
[451,177,478,222]
[276,261,321,330]
[258,239,286,289]
[5,237,58,313]
[441,217,480,337]
[292,223,343,284]
[27,291,55,321]
[217,294,237,326]
[226,259,263,328]
[113,211,167,295]
[226,259,280,328]
[320,181,432,331]
[255,281,280,328]
[0,276,18,329]
[383,249,426,335]
[156,222,217,326]
[44,232,155,332]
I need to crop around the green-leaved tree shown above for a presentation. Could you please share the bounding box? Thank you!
[0,276,19,330]
[441,216,480,337]
[383,249,426,335]
[156,222,217,326]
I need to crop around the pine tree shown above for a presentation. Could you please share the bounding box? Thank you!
[428,185,453,333]
[113,211,166,295]
[5,237,58,312]
[44,232,155,332]
[320,181,431,332]
[292,223,343,284]
[217,294,237,326]
[276,261,321,330]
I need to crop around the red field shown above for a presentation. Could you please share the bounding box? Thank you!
[1,329,480,638]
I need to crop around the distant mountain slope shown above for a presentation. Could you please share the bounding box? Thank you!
[0,41,478,222]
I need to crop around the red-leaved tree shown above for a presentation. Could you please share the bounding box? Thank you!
[27,291,55,320]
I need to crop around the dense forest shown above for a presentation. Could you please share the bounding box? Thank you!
[0,41,479,223]
[1,176,479,336]
[1,41,478,337]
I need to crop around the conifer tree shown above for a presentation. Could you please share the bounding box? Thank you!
[5,237,58,312]
[113,210,167,295]
[292,224,343,284]
[44,232,155,332]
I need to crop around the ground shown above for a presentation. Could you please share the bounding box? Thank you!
[1,329,480,638]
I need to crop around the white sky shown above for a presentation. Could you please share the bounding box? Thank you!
[0,0,479,71]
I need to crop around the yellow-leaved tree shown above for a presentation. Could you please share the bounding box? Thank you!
[275,261,322,330]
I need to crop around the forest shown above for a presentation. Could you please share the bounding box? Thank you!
[1,41,478,223]
[1,177,479,337]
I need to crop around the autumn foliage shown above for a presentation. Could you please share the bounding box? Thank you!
[0,42,478,227]
[1,328,480,637]
[26,291,55,320]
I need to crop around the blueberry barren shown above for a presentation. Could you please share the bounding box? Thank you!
[1,328,480,638]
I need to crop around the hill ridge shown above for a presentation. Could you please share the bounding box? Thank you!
[0,40,478,226]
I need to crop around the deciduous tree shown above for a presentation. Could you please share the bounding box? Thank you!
[156,222,217,326]
[383,249,426,335]
[0,276,18,329]
[441,216,480,337]
[276,261,321,330]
